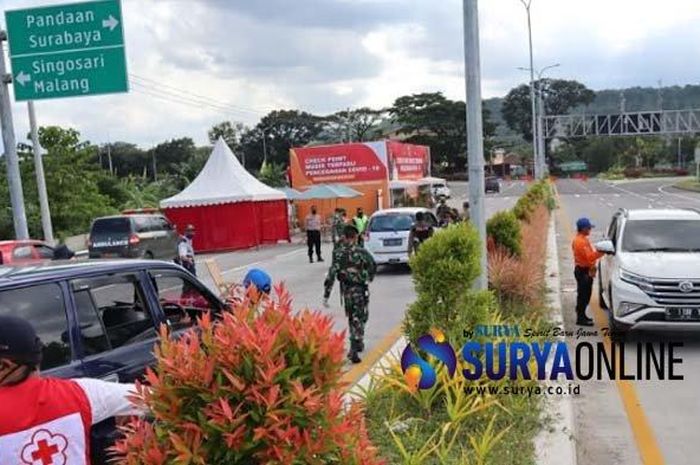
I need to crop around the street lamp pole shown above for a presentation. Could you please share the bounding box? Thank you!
[535,64,560,177]
[463,0,488,290]
[519,0,539,179]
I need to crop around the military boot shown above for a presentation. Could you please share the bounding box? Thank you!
[348,341,362,364]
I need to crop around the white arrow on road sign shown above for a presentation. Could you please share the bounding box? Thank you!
[102,15,119,31]
[15,71,31,86]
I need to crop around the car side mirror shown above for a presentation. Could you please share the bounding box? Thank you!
[595,240,615,255]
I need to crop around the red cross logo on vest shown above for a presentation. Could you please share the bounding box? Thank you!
[20,429,68,465]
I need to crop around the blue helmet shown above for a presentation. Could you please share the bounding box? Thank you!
[243,268,272,294]
[576,217,594,231]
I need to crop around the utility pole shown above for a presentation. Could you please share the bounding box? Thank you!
[520,0,540,179]
[463,0,487,290]
[261,127,268,165]
[28,101,54,243]
[152,151,157,181]
[537,83,546,176]
[619,91,626,113]
[0,30,29,239]
[106,134,113,175]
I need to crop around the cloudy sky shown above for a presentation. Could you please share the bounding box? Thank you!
[1,0,699,148]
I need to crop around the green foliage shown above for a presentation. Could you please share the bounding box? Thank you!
[404,223,493,344]
[322,107,384,143]
[257,161,288,187]
[389,92,496,170]
[408,223,481,307]
[512,181,554,222]
[118,176,181,210]
[486,211,521,257]
[502,79,595,142]
[208,120,247,151]
[240,110,325,171]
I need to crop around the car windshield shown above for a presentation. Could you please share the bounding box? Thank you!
[369,214,414,232]
[91,218,131,235]
[622,220,700,252]
[433,184,445,188]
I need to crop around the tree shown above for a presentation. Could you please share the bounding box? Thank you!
[502,79,595,142]
[258,162,288,187]
[240,110,324,170]
[389,92,495,171]
[0,127,117,240]
[323,107,384,143]
[99,142,149,178]
[207,121,247,152]
[148,138,197,177]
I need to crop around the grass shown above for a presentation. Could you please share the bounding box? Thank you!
[362,357,546,465]
[675,178,700,192]
[360,181,556,465]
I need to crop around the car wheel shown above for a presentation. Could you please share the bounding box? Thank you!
[144,251,154,259]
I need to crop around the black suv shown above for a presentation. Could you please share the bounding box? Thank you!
[88,214,179,260]
[0,260,225,463]
[485,177,500,193]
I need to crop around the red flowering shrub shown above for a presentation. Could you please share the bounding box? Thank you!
[112,285,384,465]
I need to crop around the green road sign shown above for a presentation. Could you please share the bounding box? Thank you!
[5,0,128,101]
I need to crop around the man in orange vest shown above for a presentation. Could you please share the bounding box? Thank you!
[572,217,605,326]
[0,316,141,464]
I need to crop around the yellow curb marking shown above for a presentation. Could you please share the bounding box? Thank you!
[553,181,665,465]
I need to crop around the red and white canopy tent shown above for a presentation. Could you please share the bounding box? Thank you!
[160,138,289,253]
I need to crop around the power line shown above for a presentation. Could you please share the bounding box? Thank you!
[130,85,247,117]
[129,80,261,117]
[129,73,271,116]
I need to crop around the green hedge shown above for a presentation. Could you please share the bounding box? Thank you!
[404,222,494,344]
[486,210,522,257]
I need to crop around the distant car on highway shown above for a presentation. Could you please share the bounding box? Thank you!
[0,259,226,463]
[364,207,438,266]
[485,177,500,193]
[88,211,178,260]
[596,208,700,339]
[0,239,56,266]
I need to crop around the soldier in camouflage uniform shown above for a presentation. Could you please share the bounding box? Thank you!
[331,209,347,248]
[323,224,377,363]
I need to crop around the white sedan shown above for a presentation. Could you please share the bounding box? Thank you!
[364,208,438,265]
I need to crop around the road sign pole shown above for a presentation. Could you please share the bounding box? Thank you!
[0,31,28,239]
[28,101,54,243]
[463,0,487,290]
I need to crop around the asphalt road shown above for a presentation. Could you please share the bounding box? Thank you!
[555,177,700,465]
[194,180,527,363]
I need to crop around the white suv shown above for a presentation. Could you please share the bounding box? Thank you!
[364,208,438,266]
[596,208,700,337]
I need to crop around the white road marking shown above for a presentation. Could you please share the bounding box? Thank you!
[658,183,700,204]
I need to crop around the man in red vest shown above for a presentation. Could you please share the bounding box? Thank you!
[0,315,141,465]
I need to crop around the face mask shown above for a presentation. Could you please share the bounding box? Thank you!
[311,210,317,215]
[186,233,195,239]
